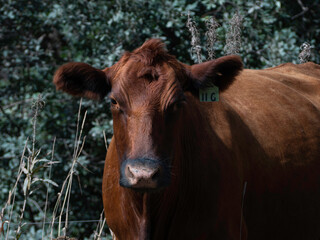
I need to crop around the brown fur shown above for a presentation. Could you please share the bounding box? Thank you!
[54,39,320,240]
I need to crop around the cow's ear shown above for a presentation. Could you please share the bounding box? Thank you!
[190,55,243,92]
[53,62,110,100]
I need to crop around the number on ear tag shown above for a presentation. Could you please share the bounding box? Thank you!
[199,85,219,102]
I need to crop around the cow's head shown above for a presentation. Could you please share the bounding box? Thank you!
[53,39,242,191]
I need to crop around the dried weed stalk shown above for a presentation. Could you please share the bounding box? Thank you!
[1,94,57,240]
[50,98,87,239]
[1,139,28,239]
[299,42,312,63]
[16,94,46,238]
[205,17,219,60]
[224,11,243,55]
[42,137,56,239]
[187,11,202,63]
[93,210,107,240]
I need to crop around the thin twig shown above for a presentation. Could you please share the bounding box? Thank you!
[2,98,33,110]
[9,219,103,226]
[103,130,108,152]
[42,137,56,240]
[292,0,309,19]
[93,210,106,240]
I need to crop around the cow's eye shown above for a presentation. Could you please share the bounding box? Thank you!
[110,97,124,113]
[173,100,185,111]
[166,99,185,114]
[110,98,117,105]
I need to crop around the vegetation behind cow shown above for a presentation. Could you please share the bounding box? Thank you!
[0,0,319,239]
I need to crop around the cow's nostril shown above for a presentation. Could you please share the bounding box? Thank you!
[127,166,135,178]
[151,168,161,180]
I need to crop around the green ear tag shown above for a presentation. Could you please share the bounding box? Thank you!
[199,85,219,102]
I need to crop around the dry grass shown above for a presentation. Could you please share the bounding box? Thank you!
[0,97,110,240]
[92,211,106,240]
[50,98,88,239]
[0,138,28,239]
[0,95,60,239]
[186,11,243,62]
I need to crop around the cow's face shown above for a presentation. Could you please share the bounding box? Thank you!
[107,54,187,191]
[53,39,242,191]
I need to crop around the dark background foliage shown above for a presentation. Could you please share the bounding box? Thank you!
[1,0,319,239]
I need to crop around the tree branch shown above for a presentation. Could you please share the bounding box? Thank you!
[292,0,309,19]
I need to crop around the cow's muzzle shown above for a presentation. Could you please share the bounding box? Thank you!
[120,158,170,191]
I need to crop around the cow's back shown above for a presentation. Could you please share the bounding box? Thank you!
[207,62,320,239]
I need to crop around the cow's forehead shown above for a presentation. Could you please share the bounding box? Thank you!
[110,58,183,111]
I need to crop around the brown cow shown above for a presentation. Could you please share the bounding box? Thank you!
[53,39,320,240]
